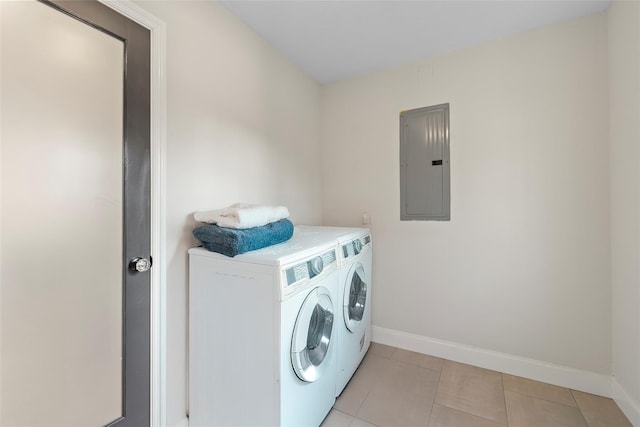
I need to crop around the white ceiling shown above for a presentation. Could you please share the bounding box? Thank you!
[220,0,611,84]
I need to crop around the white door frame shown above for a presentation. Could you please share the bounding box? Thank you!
[97,2,166,426]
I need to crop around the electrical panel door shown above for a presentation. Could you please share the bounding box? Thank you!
[400,104,450,221]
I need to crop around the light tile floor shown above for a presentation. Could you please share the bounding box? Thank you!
[321,343,632,427]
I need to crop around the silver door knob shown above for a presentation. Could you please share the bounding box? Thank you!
[129,257,152,272]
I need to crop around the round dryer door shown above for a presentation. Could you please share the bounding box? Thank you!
[344,263,367,333]
[291,287,334,383]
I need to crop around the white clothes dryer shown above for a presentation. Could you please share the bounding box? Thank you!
[188,232,339,427]
[296,226,373,396]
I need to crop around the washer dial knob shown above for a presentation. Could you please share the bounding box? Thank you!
[310,256,324,275]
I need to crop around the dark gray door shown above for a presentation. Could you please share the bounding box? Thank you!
[0,1,151,425]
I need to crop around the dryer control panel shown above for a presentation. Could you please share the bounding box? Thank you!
[342,235,372,258]
[285,249,336,286]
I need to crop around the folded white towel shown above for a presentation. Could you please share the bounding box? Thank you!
[194,203,290,229]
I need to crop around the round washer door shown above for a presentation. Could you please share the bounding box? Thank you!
[291,286,334,383]
[344,263,367,333]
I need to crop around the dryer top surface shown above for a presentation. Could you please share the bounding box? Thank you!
[296,225,370,244]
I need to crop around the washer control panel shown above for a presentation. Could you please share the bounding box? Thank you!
[285,249,336,286]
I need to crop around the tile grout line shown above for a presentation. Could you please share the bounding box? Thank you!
[368,345,444,427]
[387,346,448,427]
[349,348,392,422]
[425,357,446,427]
[570,389,592,427]
[504,388,582,409]
[501,373,510,427]
[434,360,510,426]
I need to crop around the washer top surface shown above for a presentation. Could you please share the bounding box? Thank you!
[296,225,370,244]
[188,228,337,267]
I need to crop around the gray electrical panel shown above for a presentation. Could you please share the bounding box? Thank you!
[400,103,450,221]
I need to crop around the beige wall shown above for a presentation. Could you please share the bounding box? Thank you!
[135,2,322,424]
[320,13,611,374]
[608,0,640,419]
[120,1,639,423]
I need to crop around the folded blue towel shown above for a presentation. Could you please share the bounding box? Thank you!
[193,218,294,257]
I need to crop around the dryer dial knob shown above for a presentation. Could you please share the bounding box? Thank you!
[353,239,362,255]
[310,256,324,275]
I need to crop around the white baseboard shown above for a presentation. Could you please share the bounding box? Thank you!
[172,417,189,427]
[372,325,612,398]
[612,379,640,426]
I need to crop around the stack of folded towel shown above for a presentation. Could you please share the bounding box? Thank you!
[192,203,293,257]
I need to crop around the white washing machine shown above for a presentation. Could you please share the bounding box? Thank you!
[296,226,373,396]
[188,232,339,427]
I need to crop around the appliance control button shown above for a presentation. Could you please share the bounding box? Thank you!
[310,256,324,275]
